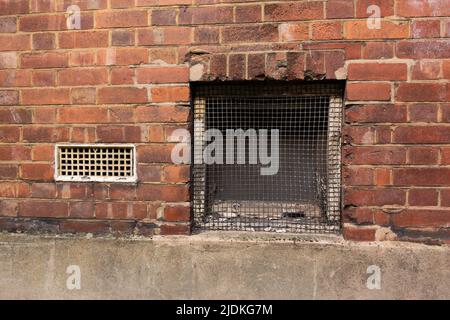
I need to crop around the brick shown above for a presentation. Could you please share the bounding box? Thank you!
[98,87,148,104]
[397,40,450,59]
[391,210,449,228]
[137,0,190,5]
[32,33,55,50]
[136,67,189,84]
[150,48,177,64]
[443,104,450,122]
[152,9,177,25]
[409,103,438,122]
[161,206,190,222]
[345,21,409,39]
[345,104,407,123]
[136,106,189,122]
[0,109,31,124]
[111,67,134,85]
[279,23,309,42]
[396,0,450,17]
[303,42,362,60]
[59,107,108,124]
[375,168,391,186]
[56,0,107,11]
[30,0,54,12]
[23,127,69,142]
[21,52,68,69]
[0,126,20,142]
[138,144,174,163]
[222,25,278,43]
[0,200,18,217]
[210,54,227,79]
[32,144,53,161]
[343,167,373,186]
[408,147,439,164]
[31,70,54,87]
[71,87,96,104]
[229,54,246,80]
[312,22,342,40]
[33,107,55,123]
[194,27,219,44]
[31,183,57,198]
[0,35,30,51]
[348,63,407,81]
[19,200,68,218]
[346,83,391,101]
[69,51,96,67]
[235,5,261,23]
[19,14,66,32]
[356,0,394,17]
[0,17,16,33]
[265,2,323,21]
[21,163,54,181]
[160,224,190,235]
[163,165,189,183]
[138,165,162,182]
[59,31,109,49]
[58,68,108,86]
[442,189,450,206]
[443,60,450,79]
[396,83,447,102]
[411,20,440,38]
[112,30,135,46]
[0,52,17,69]
[0,0,29,15]
[111,0,135,8]
[343,225,376,241]
[409,189,438,206]
[327,0,354,19]
[394,126,450,144]
[0,90,19,105]
[96,10,148,28]
[97,125,141,142]
[363,42,394,59]
[138,27,192,45]
[109,107,135,122]
[137,184,189,201]
[0,165,18,179]
[393,168,450,186]
[97,48,148,66]
[344,146,406,165]
[179,6,233,24]
[411,61,441,80]
[151,86,189,102]
[0,70,31,87]
[60,220,110,234]
[22,89,70,105]
[345,188,406,206]
[69,202,94,218]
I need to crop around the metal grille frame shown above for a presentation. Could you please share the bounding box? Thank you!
[55,144,137,182]
[192,81,344,234]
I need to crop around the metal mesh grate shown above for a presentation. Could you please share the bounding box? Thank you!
[192,82,343,234]
[55,144,136,182]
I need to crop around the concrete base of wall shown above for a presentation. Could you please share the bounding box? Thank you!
[0,232,448,299]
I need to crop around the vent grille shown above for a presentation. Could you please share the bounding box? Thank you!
[192,82,344,234]
[55,144,136,182]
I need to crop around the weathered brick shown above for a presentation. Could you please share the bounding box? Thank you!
[137,184,189,201]
[394,168,450,186]
[356,0,394,17]
[346,104,407,123]
[161,205,190,222]
[396,0,450,17]
[58,107,108,124]
[411,20,440,38]
[136,67,189,84]
[179,6,233,24]
[20,163,54,181]
[136,105,189,122]
[397,40,450,59]
[19,200,68,218]
[279,23,309,42]
[96,10,148,28]
[327,0,354,19]
[0,35,30,51]
[396,83,447,102]
[408,147,439,164]
[344,146,406,165]
[0,0,29,15]
[98,87,148,104]
[265,2,323,21]
[32,33,56,50]
[111,30,135,46]
[23,127,69,142]
[394,126,450,144]
[345,21,409,39]
[409,189,438,206]
[138,27,192,45]
[151,86,189,102]
[343,225,376,241]
[59,31,109,48]
[22,88,70,105]
[348,63,407,81]
[312,22,342,40]
[0,17,16,33]
[391,210,449,228]
[363,42,394,59]
[222,25,278,43]
[0,90,19,105]
[21,52,68,69]
[152,9,177,25]
[58,68,108,86]
[345,188,406,206]
[235,5,261,23]
[346,83,391,101]
[409,103,438,122]
[411,60,441,80]
[0,52,17,69]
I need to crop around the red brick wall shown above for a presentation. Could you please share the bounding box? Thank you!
[0,0,449,243]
